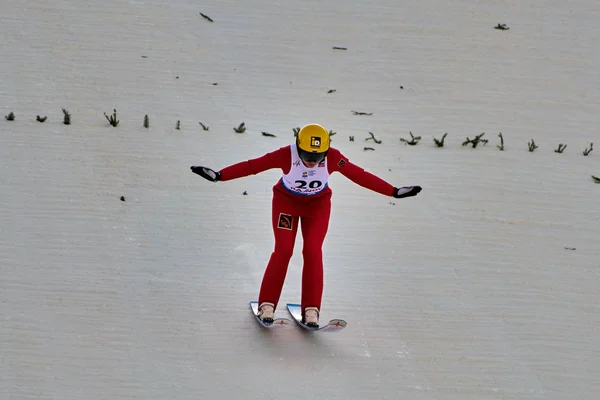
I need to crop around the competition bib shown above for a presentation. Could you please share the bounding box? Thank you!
[281,144,330,195]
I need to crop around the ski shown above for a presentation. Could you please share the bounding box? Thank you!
[286,303,347,332]
[249,301,291,328]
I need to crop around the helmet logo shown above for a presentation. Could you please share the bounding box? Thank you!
[310,136,321,148]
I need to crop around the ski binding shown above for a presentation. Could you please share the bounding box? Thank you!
[286,303,347,332]
[249,301,291,328]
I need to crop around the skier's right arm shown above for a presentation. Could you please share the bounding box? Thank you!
[191,146,290,182]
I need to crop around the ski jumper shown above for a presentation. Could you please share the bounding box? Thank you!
[218,145,395,313]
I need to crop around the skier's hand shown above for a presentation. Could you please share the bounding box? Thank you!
[191,166,221,182]
[393,186,422,198]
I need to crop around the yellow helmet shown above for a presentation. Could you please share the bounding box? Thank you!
[296,123,330,162]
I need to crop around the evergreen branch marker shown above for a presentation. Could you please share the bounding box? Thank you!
[15,103,591,163]
[528,139,538,152]
[462,133,488,148]
[433,133,448,147]
[104,109,119,127]
[62,108,71,125]
[400,131,421,145]
[366,132,382,144]
[199,12,213,22]
[555,143,567,153]
[234,122,246,133]
[497,133,504,151]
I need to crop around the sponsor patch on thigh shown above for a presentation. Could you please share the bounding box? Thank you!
[277,213,293,230]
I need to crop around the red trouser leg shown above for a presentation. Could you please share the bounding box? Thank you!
[300,194,331,314]
[257,191,299,309]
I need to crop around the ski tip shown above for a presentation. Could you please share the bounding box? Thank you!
[249,301,257,311]
[286,303,302,321]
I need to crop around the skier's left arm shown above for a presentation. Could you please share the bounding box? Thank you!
[328,148,422,199]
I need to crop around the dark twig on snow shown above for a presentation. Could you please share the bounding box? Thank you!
[234,122,246,133]
[497,132,505,151]
[366,132,382,144]
[591,175,600,183]
[36,115,47,123]
[5,112,15,121]
[104,109,119,127]
[332,46,347,50]
[261,131,276,137]
[62,108,71,125]
[199,12,213,22]
[199,122,209,131]
[583,143,593,156]
[349,136,354,142]
[364,147,375,151]
[176,120,181,130]
[462,133,488,148]
[351,110,373,116]
[433,133,448,147]
[400,131,421,146]
[327,89,336,94]
[555,143,567,153]
[143,114,149,128]
[528,139,538,152]
[495,23,509,30]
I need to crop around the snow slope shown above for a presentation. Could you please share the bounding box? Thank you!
[2,1,599,399]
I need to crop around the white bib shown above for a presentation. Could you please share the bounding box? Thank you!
[281,144,330,196]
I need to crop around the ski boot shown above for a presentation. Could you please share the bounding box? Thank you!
[257,302,275,324]
[303,307,319,328]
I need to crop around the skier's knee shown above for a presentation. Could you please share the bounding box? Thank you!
[302,244,322,261]
[273,244,294,261]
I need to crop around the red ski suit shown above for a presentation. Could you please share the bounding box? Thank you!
[218,145,395,314]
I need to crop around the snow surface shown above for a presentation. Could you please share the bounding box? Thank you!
[2,1,599,399]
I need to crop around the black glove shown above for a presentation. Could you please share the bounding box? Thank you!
[393,186,422,198]
[191,166,221,182]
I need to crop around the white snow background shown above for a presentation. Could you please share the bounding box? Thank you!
[1,1,599,399]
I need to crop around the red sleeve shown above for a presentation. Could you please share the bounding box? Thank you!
[218,145,291,181]
[327,148,395,196]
